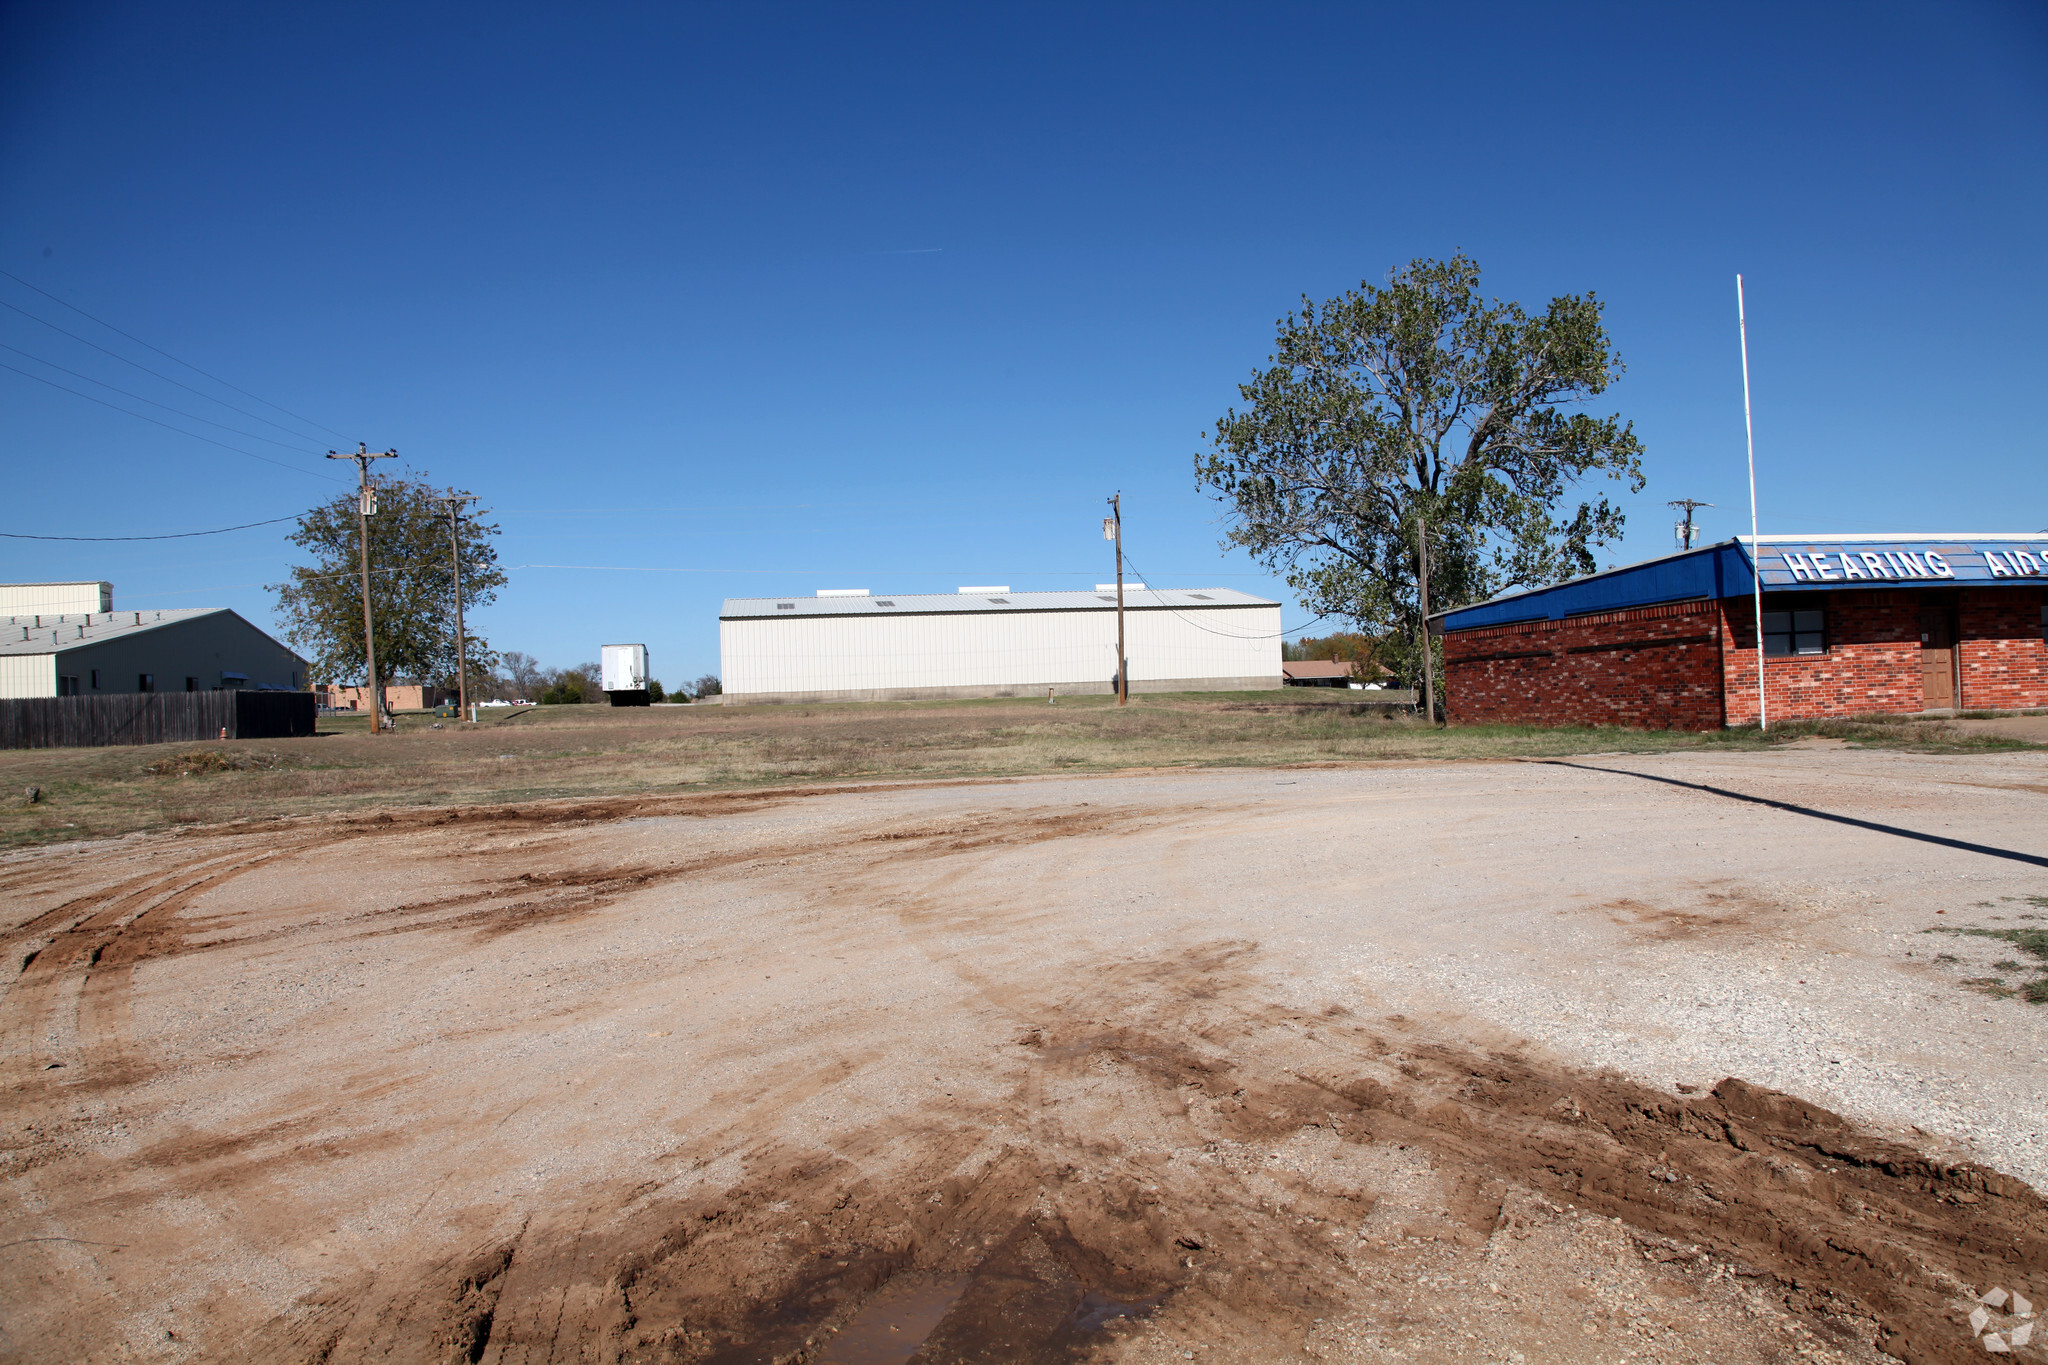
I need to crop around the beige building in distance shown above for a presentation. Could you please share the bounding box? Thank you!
[0,581,306,700]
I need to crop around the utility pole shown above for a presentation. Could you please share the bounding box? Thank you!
[1415,511,1437,725]
[327,443,397,733]
[1104,494,1127,705]
[440,493,480,721]
[1668,499,1714,551]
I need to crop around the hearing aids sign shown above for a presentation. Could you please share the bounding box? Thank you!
[1758,542,2048,587]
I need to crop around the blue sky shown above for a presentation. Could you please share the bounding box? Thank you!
[3,2,2043,686]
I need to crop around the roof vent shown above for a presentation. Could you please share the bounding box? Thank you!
[874,600,896,607]
[1188,593,1212,600]
[1096,595,1117,603]
[957,585,1009,594]
[817,588,869,597]
[776,602,796,610]
[987,597,1010,604]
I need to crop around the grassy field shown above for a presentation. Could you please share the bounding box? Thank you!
[0,690,2036,850]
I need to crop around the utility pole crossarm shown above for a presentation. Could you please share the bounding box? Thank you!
[1667,499,1714,552]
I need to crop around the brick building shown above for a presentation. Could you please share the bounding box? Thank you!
[1429,536,2048,730]
[315,684,454,712]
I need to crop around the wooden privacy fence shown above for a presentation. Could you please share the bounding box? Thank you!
[0,691,316,749]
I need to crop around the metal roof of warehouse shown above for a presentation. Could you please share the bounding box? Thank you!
[1429,533,2048,633]
[721,587,1277,620]
[1,607,258,656]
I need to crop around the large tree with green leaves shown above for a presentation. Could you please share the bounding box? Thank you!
[271,472,507,702]
[1197,253,1645,684]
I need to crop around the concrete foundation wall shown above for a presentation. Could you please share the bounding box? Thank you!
[722,675,1284,705]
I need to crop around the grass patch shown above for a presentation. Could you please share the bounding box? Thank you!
[0,689,2036,850]
[1923,920,2048,1005]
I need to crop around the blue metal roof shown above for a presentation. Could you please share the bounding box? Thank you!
[1436,535,2048,632]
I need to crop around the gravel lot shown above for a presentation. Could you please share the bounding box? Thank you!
[3,747,2044,1364]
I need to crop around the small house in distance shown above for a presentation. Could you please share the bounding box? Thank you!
[1281,660,1358,687]
[719,586,1281,704]
[1430,535,2048,730]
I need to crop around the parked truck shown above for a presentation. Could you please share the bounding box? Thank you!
[600,643,651,707]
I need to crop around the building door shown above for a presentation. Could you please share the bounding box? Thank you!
[1919,605,1956,709]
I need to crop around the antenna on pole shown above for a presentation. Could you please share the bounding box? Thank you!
[1667,499,1713,551]
[1737,275,1765,732]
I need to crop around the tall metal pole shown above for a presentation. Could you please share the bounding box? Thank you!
[1108,494,1128,705]
[1416,511,1436,725]
[441,494,478,720]
[1737,275,1766,731]
[327,443,397,732]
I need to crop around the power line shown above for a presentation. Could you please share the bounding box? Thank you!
[1116,546,1331,640]
[0,515,301,542]
[0,269,344,440]
[0,361,346,482]
[0,342,326,453]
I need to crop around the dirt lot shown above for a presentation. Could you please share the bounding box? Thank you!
[2,693,2030,852]
[3,749,2046,1364]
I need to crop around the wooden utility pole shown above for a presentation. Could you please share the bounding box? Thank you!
[1416,511,1437,725]
[1668,498,1713,551]
[440,494,479,720]
[327,443,397,732]
[1105,494,1127,705]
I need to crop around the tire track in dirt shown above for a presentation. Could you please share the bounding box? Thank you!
[220,939,2042,1365]
[2,847,289,1083]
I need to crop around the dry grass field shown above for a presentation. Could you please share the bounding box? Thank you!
[0,691,2034,851]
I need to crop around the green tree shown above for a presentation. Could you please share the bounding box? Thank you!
[271,473,507,707]
[1197,253,1644,685]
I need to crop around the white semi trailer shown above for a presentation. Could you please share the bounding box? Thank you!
[600,643,650,706]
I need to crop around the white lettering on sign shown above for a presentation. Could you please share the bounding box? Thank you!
[1766,546,2038,583]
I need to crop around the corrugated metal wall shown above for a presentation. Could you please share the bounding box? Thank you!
[0,655,56,700]
[722,604,1281,696]
[0,583,111,616]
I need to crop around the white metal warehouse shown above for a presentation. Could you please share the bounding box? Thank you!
[719,587,1283,704]
[1,581,307,700]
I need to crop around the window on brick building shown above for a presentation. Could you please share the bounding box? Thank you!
[2040,603,2046,644]
[1762,608,1825,656]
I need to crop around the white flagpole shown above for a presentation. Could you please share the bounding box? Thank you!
[1738,274,1765,731]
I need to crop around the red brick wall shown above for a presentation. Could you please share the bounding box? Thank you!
[1448,587,2048,730]
[1442,599,1725,730]
[1959,587,2048,709]
[1721,591,1923,724]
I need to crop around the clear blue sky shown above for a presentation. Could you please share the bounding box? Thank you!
[3,2,2043,686]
